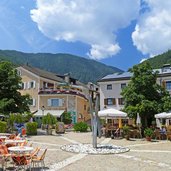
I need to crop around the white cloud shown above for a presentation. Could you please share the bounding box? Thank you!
[140,58,147,63]
[31,0,140,59]
[132,0,171,56]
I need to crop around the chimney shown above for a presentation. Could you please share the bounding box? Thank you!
[64,73,70,84]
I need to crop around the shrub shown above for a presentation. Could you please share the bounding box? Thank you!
[74,122,88,132]
[42,113,57,126]
[144,128,154,137]
[0,121,7,133]
[26,122,38,135]
[14,114,23,124]
[62,112,72,124]
[122,125,130,135]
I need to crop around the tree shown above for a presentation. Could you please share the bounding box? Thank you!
[0,61,31,114]
[121,62,171,127]
[62,112,72,124]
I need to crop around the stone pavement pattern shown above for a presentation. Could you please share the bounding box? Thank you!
[24,131,171,171]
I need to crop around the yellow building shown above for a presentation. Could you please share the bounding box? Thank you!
[17,65,90,125]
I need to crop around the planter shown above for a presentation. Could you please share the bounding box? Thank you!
[41,124,45,130]
[46,128,53,135]
[125,135,130,140]
[146,136,152,141]
[144,128,153,141]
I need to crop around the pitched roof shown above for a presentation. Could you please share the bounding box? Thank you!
[98,72,132,82]
[20,65,65,82]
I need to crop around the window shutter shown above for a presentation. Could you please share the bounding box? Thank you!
[47,99,51,106]
[33,81,36,88]
[33,99,36,106]
[104,99,107,105]
[62,99,65,105]
[24,82,26,89]
[59,99,63,106]
[27,82,30,89]
[162,80,166,88]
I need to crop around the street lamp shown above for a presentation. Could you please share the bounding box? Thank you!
[41,106,45,116]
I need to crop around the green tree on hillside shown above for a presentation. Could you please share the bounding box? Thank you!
[0,61,31,114]
[121,62,171,127]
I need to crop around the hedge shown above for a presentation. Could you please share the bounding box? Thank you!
[26,122,38,135]
[73,122,88,132]
[0,121,7,133]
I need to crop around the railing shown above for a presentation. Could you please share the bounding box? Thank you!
[38,88,87,99]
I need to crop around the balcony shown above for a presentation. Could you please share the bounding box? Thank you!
[38,88,87,99]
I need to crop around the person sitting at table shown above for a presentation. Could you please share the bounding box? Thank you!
[101,124,106,136]
[160,126,167,139]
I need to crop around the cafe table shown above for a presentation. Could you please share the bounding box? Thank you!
[8,146,33,154]
[0,136,7,139]
[5,139,26,146]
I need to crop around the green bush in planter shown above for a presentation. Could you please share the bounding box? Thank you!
[62,112,72,124]
[42,113,57,126]
[26,122,38,135]
[144,128,154,137]
[74,122,88,132]
[0,121,7,133]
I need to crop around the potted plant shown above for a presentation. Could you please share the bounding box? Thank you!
[42,113,57,135]
[144,128,154,141]
[122,125,130,140]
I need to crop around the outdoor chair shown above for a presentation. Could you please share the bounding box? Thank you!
[113,128,120,139]
[32,149,47,170]
[166,131,171,140]
[9,134,16,140]
[0,145,11,170]
[25,147,40,160]
[154,129,161,140]
[11,154,31,171]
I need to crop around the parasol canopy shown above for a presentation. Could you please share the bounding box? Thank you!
[98,108,127,118]
[154,112,171,119]
[136,113,141,125]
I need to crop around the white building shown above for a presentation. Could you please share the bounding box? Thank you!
[98,64,171,110]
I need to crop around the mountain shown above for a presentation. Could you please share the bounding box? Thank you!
[143,50,171,68]
[0,50,123,83]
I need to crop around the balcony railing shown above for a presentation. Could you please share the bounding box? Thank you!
[38,88,87,99]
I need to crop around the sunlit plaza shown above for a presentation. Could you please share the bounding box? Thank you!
[5,130,170,171]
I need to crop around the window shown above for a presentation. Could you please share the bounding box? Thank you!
[17,70,21,76]
[30,99,36,106]
[107,84,112,90]
[47,98,63,107]
[27,81,36,89]
[104,98,116,105]
[166,81,171,90]
[121,83,126,89]
[78,113,83,119]
[19,83,24,90]
[118,98,124,105]
[84,105,86,111]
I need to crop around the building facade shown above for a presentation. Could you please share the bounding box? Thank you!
[17,65,90,124]
[98,65,171,110]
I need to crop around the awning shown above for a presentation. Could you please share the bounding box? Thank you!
[34,110,65,117]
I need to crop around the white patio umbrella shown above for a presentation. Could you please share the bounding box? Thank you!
[156,118,162,129]
[98,108,127,118]
[154,112,171,119]
[136,113,141,125]
[136,113,142,138]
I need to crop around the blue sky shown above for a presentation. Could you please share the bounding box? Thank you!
[0,0,170,71]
